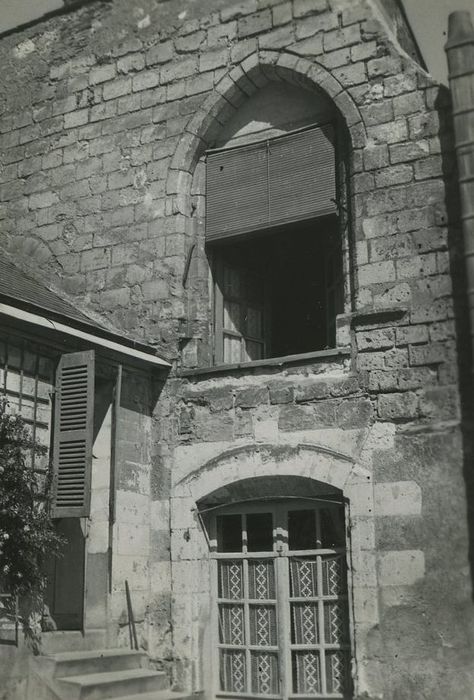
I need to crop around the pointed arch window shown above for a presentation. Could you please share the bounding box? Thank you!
[206,123,346,366]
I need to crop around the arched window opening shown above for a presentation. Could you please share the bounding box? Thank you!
[204,497,353,699]
[204,82,348,366]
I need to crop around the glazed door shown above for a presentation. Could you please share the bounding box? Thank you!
[211,503,351,700]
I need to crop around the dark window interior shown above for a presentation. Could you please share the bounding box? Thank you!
[247,512,273,552]
[212,215,343,364]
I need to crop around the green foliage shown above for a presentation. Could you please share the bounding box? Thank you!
[0,399,63,609]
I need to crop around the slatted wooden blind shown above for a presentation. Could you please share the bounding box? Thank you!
[206,124,336,242]
[51,350,94,518]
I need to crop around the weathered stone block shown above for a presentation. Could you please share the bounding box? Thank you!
[356,328,395,351]
[235,386,268,408]
[268,382,294,405]
[238,9,272,37]
[409,342,446,366]
[161,58,197,84]
[293,0,327,18]
[146,41,174,66]
[358,261,396,286]
[294,381,329,402]
[336,398,372,429]
[419,387,459,421]
[395,325,429,346]
[90,63,116,85]
[378,550,425,586]
[364,144,389,171]
[374,481,421,516]
[378,392,418,420]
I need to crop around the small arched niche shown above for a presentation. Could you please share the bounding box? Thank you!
[200,79,351,366]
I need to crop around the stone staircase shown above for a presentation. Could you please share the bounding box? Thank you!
[29,648,199,700]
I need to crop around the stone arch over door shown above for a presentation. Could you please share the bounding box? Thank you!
[170,443,378,698]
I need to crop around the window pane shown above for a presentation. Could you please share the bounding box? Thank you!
[250,651,279,695]
[224,301,241,333]
[224,334,241,364]
[217,514,242,552]
[243,339,263,362]
[248,560,275,599]
[219,560,243,599]
[320,506,345,548]
[223,265,240,298]
[246,306,263,339]
[247,512,273,552]
[249,605,277,646]
[220,649,246,693]
[292,650,322,694]
[288,509,316,550]
[219,604,245,645]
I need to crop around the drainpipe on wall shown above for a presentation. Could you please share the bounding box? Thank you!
[445,11,474,374]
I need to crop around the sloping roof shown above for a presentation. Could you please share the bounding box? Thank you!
[0,257,104,329]
[0,257,170,367]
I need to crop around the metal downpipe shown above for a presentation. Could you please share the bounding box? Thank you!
[446,11,474,374]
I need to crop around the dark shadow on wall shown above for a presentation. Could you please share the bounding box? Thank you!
[436,84,474,600]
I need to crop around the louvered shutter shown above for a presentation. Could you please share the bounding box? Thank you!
[51,351,94,518]
[206,124,336,242]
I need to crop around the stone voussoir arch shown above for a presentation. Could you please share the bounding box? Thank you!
[168,48,367,195]
[173,442,373,514]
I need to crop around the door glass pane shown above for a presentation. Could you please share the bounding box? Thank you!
[325,651,349,695]
[323,601,348,645]
[220,649,246,693]
[217,514,242,553]
[288,509,316,550]
[321,555,345,596]
[247,512,273,552]
[292,650,322,694]
[289,558,318,598]
[219,604,245,645]
[248,560,275,599]
[219,561,243,599]
[291,603,319,644]
[249,605,277,646]
[320,505,345,548]
[250,651,279,695]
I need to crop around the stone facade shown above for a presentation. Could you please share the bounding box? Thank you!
[0,1,473,699]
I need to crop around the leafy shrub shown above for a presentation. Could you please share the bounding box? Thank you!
[0,399,63,636]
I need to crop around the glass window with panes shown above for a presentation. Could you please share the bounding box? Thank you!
[206,123,346,365]
[208,500,352,699]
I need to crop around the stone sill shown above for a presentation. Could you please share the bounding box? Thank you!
[177,347,351,378]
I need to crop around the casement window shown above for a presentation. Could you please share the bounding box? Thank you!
[206,124,345,365]
[0,337,96,519]
[208,501,352,699]
[0,337,56,471]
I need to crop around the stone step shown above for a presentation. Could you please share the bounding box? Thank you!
[41,631,108,654]
[57,669,168,700]
[41,649,147,678]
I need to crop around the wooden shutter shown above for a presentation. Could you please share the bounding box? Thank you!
[206,124,336,242]
[51,351,94,518]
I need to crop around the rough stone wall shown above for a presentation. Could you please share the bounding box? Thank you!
[0,1,473,699]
